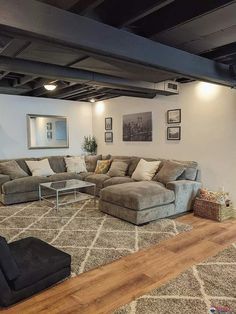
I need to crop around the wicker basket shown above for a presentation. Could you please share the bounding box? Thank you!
[193,197,236,222]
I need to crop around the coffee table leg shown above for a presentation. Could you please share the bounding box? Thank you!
[39,185,42,204]
[94,185,96,206]
[56,190,59,212]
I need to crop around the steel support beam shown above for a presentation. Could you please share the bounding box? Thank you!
[0,56,159,93]
[0,0,235,86]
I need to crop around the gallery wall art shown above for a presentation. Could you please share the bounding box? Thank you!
[123,111,152,142]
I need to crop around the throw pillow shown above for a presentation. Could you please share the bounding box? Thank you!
[0,160,28,180]
[26,159,55,177]
[85,155,102,172]
[64,156,87,173]
[94,160,111,174]
[107,160,129,177]
[155,160,185,184]
[131,159,161,181]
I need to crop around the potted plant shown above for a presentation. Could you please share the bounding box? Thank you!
[82,135,97,155]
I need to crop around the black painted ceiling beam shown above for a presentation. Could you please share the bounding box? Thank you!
[0,0,235,86]
[0,56,159,94]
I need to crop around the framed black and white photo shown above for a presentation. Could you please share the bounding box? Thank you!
[105,132,113,143]
[167,127,181,140]
[105,117,112,130]
[47,131,52,140]
[46,122,52,130]
[167,109,181,124]
[123,111,152,141]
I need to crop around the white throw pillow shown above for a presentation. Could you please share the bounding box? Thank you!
[132,159,161,181]
[64,156,87,173]
[26,159,55,177]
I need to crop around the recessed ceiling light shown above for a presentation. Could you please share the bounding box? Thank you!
[44,84,57,91]
[90,98,96,103]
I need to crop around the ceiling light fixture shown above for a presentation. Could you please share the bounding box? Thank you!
[44,84,57,91]
[90,98,96,103]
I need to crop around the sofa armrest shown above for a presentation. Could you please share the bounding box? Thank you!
[0,174,10,194]
[166,180,202,214]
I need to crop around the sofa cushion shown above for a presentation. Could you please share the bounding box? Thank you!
[2,176,50,194]
[100,181,175,211]
[64,156,87,173]
[103,176,134,187]
[26,159,55,177]
[48,156,66,173]
[9,237,71,291]
[85,155,102,172]
[0,160,28,180]
[94,160,112,174]
[107,160,129,177]
[132,159,161,181]
[85,174,110,188]
[48,172,82,182]
[154,161,186,184]
[173,160,198,181]
[0,236,20,281]
[78,172,94,180]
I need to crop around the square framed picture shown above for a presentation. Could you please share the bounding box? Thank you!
[167,109,181,124]
[167,127,181,140]
[105,132,113,143]
[105,117,112,130]
[47,131,52,139]
[46,122,52,130]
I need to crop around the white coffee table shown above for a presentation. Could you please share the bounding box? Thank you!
[39,179,96,211]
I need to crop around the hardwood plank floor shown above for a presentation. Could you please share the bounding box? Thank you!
[2,214,236,314]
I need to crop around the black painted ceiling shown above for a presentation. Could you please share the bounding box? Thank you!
[0,0,235,101]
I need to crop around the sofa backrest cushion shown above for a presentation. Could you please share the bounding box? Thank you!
[0,160,29,180]
[107,160,129,177]
[173,160,198,181]
[0,236,20,281]
[47,156,67,173]
[85,155,102,172]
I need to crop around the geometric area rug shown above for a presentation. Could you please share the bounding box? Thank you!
[114,244,236,314]
[0,197,191,275]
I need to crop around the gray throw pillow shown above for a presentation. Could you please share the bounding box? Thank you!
[0,160,29,180]
[107,161,129,177]
[154,161,185,184]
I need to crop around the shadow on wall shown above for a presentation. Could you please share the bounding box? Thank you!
[0,126,20,159]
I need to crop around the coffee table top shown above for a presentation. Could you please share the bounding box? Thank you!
[40,179,95,191]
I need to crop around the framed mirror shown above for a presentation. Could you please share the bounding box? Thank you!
[27,114,69,149]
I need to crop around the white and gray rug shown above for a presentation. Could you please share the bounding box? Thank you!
[115,244,236,314]
[0,197,192,275]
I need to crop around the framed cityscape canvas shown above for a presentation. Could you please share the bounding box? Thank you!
[105,132,113,143]
[123,112,152,141]
[167,126,181,140]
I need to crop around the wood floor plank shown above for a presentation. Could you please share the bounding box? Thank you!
[2,214,236,314]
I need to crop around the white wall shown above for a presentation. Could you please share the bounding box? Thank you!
[92,81,236,204]
[0,94,92,159]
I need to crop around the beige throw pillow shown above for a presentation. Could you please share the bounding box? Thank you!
[26,159,55,177]
[0,160,28,180]
[131,159,161,181]
[155,160,186,184]
[64,156,87,173]
[107,161,129,177]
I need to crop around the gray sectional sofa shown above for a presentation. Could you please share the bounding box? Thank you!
[0,155,201,225]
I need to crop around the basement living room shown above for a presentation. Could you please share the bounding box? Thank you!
[0,0,236,313]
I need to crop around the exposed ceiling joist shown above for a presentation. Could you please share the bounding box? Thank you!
[13,75,36,87]
[0,38,30,57]
[0,70,9,79]
[0,0,235,87]
[70,0,105,15]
